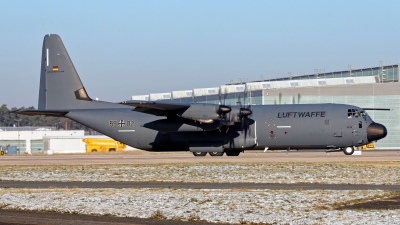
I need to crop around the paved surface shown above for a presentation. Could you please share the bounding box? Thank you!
[337,196,400,210]
[1,181,400,191]
[1,150,400,165]
[1,150,399,225]
[0,209,229,225]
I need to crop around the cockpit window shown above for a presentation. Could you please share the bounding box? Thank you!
[347,109,359,118]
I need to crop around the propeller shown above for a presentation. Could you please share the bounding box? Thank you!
[217,87,233,126]
[218,105,233,126]
[236,90,253,141]
[297,93,301,104]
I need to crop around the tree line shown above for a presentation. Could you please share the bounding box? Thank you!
[0,104,87,130]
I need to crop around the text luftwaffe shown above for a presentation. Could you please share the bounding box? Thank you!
[278,111,326,118]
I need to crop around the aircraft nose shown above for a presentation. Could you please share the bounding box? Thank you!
[367,122,387,142]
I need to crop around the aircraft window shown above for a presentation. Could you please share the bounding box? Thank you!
[347,109,360,118]
[360,111,367,116]
[318,80,326,85]
[290,82,299,87]
[208,89,216,94]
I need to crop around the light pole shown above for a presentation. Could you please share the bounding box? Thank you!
[15,119,21,154]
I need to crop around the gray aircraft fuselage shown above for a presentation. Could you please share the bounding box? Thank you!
[65,101,379,151]
[14,34,387,156]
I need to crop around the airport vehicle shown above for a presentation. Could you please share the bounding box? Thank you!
[82,138,126,153]
[13,34,387,156]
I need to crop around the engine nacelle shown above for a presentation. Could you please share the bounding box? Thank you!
[178,104,221,123]
[224,107,252,123]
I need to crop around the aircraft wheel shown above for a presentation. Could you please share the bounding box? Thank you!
[209,152,224,156]
[91,149,98,153]
[226,151,241,156]
[343,147,354,155]
[192,152,207,157]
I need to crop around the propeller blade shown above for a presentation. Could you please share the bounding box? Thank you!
[243,90,247,107]
[224,87,228,105]
[297,93,301,104]
[218,88,222,105]
[236,94,241,106]
[241,119,245,134]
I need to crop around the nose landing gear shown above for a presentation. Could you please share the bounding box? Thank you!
[342,146,354,155]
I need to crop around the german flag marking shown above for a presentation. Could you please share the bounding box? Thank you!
[53,66,59,71]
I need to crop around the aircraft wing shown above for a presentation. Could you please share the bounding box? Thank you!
[12,109,69,117]
[120,100,191,116]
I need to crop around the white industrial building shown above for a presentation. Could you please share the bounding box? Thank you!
[0,128,84,154]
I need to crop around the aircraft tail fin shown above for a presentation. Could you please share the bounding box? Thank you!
[38,34,92,110]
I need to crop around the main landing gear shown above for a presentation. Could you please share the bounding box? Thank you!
[192,152,207,157]
[342,146,355,155]
[192,151,241,156]
[209,152,224,156]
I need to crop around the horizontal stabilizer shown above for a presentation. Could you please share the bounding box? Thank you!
[12,109,69,117]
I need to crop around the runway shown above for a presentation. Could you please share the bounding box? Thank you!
[1,150,399,225]
[0,209,230,225]
[1,150,399,165]
[1,181,400,191]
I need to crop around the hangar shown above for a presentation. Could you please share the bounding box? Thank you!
[133,63,400,149]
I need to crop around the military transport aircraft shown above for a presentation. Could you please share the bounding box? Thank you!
[13,34,388,156]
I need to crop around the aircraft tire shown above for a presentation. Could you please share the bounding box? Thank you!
[209,152,224,156]
[226,151,241,156]
[91,149,98,153]
[343,147,354,155]
[192,152,207,157]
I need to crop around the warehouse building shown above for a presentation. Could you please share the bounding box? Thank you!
[132,63,400,148]
[0,127,84,154]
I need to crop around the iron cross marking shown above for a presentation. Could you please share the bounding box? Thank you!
[118,120,126,127]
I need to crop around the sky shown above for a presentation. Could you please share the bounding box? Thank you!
[1,0,400,108]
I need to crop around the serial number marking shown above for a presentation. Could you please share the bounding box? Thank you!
[109,120,134,127]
